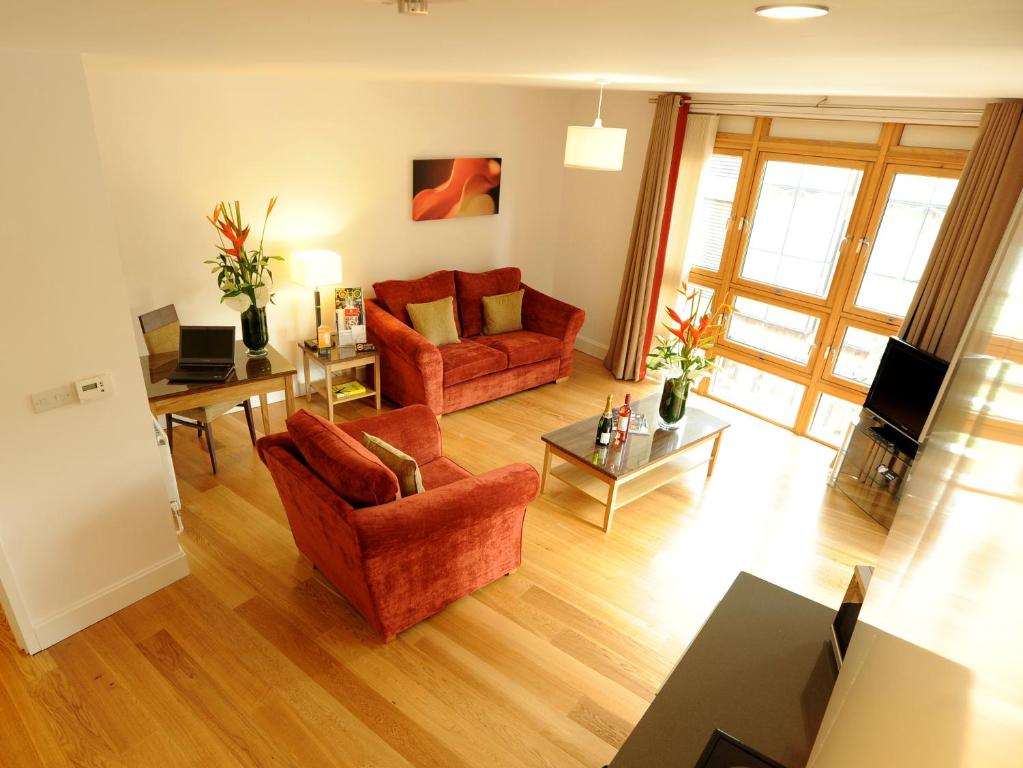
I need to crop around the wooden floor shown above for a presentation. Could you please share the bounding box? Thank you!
[0,352,887,768]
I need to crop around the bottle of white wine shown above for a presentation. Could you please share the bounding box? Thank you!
[595,394,614,445]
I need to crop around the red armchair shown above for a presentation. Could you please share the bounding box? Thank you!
[368,268,585,415]
[258,405,539,641]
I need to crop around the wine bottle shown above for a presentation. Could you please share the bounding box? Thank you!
[595,394,614,445]
[615,394,632,443]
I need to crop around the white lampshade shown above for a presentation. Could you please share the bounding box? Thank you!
[291,249,343,287]
[564,123,628,171]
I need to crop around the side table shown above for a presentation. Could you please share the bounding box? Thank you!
[298,344,381,421]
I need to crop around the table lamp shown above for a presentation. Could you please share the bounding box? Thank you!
[291,249,343,329]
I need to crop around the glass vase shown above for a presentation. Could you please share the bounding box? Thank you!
[241,305,269,357]
[658,373,690,430]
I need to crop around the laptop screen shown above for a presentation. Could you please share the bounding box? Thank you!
[178,326,236,364]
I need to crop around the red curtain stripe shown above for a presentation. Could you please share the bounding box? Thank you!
[639,98,690,380]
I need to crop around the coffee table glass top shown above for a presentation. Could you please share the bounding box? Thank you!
[541,393,730,479]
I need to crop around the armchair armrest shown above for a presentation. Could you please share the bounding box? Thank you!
[367,299,445,412]
[349,463,539,557]
[337,405,442,466]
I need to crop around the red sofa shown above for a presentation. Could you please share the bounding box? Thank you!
[367,267,585,415]
[257,406,539,641]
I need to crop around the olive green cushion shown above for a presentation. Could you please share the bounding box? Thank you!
[482,289,524,335]
[362,433,425,498]
[407,296,461,347]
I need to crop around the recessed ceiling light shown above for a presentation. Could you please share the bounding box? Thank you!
[755,5,830,19]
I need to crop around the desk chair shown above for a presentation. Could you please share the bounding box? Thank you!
[139,304,257,474]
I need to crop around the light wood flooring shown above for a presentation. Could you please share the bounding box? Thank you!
[0,352,887,767]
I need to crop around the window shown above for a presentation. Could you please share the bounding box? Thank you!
[831,326,890,387]
[855,173,958,317]
[740,160,863,298]
[685,117,964,445]
[686,154,742,273]
[709,356,805,427]
[808,393,862,446]
[725,296,820,365]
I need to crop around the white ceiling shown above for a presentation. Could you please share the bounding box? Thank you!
[3,0,1022,98]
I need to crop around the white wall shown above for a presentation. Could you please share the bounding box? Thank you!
[0,50,187,652]
[553,91,655,358]
[83,63,599,384]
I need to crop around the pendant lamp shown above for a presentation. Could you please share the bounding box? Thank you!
[564,81,628,171]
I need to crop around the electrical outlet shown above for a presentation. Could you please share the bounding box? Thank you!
[30,383,79,413]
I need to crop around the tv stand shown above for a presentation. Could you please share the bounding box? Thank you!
[830,410,917,529]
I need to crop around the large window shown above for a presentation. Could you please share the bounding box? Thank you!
[740,160,863,298]
[686,117,964,447]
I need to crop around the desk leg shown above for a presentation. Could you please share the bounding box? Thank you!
[258,394,271,435]
[602,480,619,534]
[303,355,312,403]
[284,374,296,417]
[707,433,723,478]
[540,444,552,494]
[373,360,382,411]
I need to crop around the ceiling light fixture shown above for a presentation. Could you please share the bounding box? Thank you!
[396,0,429,15]
[754,4,829,19]
[564,81,628,172]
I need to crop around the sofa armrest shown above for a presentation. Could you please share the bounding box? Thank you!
[337,404,442,466]
[521,283,585,341]
[367,299,445,412]
[521,284,585,379]
[349,463,539,556]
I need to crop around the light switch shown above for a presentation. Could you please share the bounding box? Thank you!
[75,374,112,403]
[30,384,78,413]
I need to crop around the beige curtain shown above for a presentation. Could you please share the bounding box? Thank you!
[900,101,1023,361]
[604,94,680,380]
[657,113,720,317]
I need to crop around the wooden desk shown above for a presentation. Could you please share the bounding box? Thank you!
[609,573,837,768]
[140,341,297,435]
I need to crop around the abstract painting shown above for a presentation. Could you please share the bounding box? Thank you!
[412,157,502,221]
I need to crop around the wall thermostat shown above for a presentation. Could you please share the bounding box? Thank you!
[75,374,112,402]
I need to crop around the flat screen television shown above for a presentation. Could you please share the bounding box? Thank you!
[863,337,949,444]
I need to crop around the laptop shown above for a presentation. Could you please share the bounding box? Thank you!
[168,326,237,382]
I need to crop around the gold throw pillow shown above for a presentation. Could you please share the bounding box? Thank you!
[482,289,524,335]
[362,433,425,498]
[406,296,461,346]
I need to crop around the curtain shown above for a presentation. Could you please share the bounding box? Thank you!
[604,94,687,380]
[654,114,720,326]
[900,101,1023,361]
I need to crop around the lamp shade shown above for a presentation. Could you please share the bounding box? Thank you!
[564,124,628,171]
[291,249,342,287]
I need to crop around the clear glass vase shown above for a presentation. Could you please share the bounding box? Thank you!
[658,372,690,430]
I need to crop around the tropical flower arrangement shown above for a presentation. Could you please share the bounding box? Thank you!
[204,197,281,314]
[202,197,281,357]
[646,282,732,428]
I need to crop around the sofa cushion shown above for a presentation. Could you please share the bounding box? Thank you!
[373,270,461,335]
[439,339,508,386]
[472,330,562,368]
[407,296,461,347]
[482,289,524,336]
[418,456,473,490]
[363,433,425,498]
[454,267,521,337]
[286,409,400,507]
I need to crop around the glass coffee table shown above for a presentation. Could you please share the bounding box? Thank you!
[540,393,730,533]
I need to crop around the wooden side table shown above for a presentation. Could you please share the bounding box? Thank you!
[298,344,381,421]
